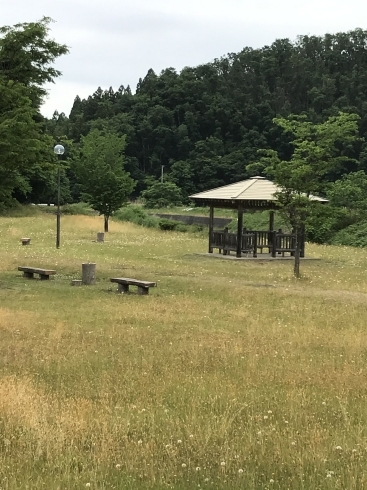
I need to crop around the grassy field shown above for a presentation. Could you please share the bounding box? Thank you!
[1,213,367,489]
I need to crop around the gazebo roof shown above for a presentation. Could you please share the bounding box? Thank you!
[190,176,328,209]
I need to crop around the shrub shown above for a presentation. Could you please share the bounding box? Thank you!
[0,203,41,217]
[306,206,359,244]
[175,223,190,233]
[158,218,179,231]
[113,205,160,228]
[61,203,96,215]
[330,221,367,248]
[158,219,192,232]
[114,205,204,234]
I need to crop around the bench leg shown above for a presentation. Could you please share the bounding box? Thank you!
[39,274,50,280]
[23,272,34,279]
[117,283,129,293]
[137,286,149,295]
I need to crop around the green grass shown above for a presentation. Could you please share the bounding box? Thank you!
[1,214,367,488]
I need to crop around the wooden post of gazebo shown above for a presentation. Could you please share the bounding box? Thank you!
[208,205,214,253]
[269,210,275,231]
[268,210,275,251]
[236,204,244,258]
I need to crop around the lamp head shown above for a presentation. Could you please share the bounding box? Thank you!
[54,144,65,155]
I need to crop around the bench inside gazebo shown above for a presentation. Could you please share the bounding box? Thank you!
[190,176,327,259]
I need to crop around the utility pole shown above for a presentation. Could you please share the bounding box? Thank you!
[161,165,164,183]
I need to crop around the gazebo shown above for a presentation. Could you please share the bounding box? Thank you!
[190,176,327,259]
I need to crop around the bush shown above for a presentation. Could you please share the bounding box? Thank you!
[158,218,192,232]
[306,206,359,244]
[0,203,41,217]
[113,205,160,228]
[174,223,189,232]
[158,218,180,231]
[159,218,178,231]
[114,205,204,234]
[61,203,96,215]
[330,221,367,247]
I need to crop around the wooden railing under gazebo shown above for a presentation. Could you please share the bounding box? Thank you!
[210,228,305,258]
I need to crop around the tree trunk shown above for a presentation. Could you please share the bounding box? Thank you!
[104,215,109,232]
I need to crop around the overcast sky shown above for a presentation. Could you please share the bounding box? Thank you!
[3,0,367,118]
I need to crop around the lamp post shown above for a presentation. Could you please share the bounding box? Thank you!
[53,144,65,249]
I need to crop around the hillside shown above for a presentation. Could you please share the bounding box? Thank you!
[49,28,367,197]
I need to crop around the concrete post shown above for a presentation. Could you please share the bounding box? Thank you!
[82,263,96,285]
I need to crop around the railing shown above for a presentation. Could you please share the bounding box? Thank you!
[211,228,305,257]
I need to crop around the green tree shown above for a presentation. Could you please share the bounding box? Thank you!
[169,160,195,198]
[141,181,182,208]
[250,112,361,276]
[0,17,68,109]
[0,17,68,207]
[0,78,54,208]
[28,138,75,205]
[327,171,367,213]
[74,129,135,231]
[253,113,361,194]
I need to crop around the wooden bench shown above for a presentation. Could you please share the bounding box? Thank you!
[110,277,157,295]
[18,266,56,280]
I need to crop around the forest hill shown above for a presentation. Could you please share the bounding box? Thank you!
[2,20,367,247]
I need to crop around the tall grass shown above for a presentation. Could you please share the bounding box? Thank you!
[1,214,367,488]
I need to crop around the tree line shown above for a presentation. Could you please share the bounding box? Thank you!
[55,29,367,194]
[2,19,367,245]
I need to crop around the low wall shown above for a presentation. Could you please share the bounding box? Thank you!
[150,213,232,228]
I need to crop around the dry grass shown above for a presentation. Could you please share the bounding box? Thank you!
[1,214,367,489]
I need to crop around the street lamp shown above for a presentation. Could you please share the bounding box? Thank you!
[53,144,65,249]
